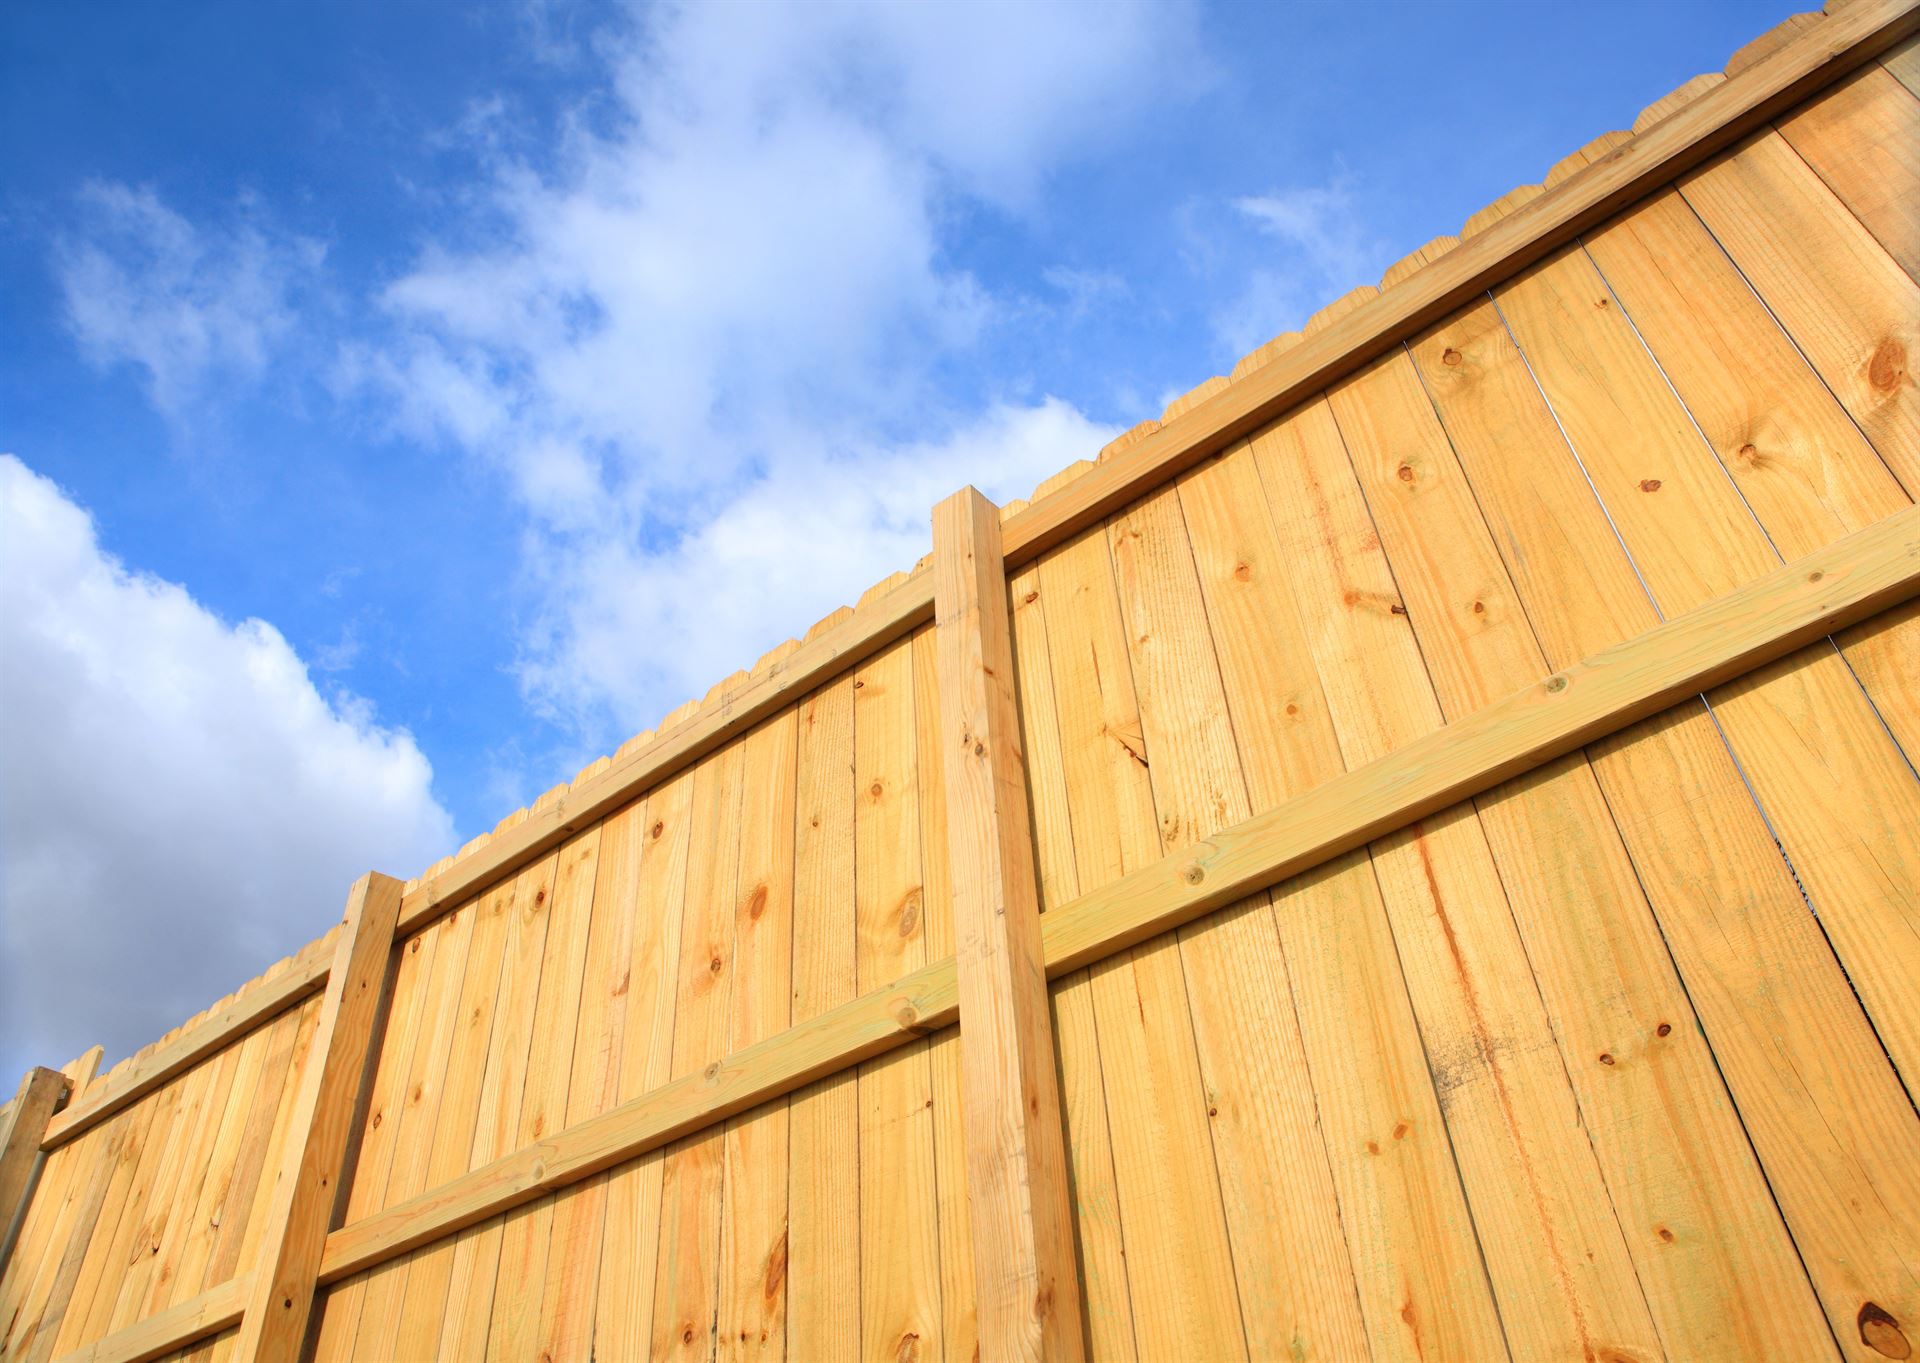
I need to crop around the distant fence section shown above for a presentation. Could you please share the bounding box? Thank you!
[5,4,1920,1360]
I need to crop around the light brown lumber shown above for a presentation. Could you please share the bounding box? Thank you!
[1004,557,1139,1362]
[932,488,1085,1363]
[529,799,650,1362]
[124,1040,244,1326]
[992,0,1920,565]
[1496,236,1920,1106]
[380,0,1920,946]
[49,1276,245,1363]
[648,738,745,1362]
[1106,483,1368,1360]
[589,771,696,1362]
[852,632,944,1362]
[49,1076,182,1354]
[229,872,404,1363]
[1331,338,1825,1359]
[1888,29,1920,95]
[713,701,798,1360]
[315,502,1920,1286]
[432,836,568,1362]
[1777,57,1920,278]
[325,906,472,1363]
[0,1069,71,1270]
[1029,518,1244,1360]
[1676,122,1920,490]
[783,677,862,1359]
[394,577,932,938]
[911,621,980,1362]
[1036,500,1920,976]
[1415,285,1920,1361]
[478,827,602,1361]
[1176,439,1508,1361]
[382,839,554,1357]
[1251,397,1623,1362]
[43,937,335,1151]
[0,1057,104,1356]
[305,912,443,1362]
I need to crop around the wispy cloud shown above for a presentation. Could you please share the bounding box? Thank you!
[1205,171,1393,360]
[54,182,327,417]
[350,0,1194,747]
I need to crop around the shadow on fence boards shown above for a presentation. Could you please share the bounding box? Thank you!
[6,2,1920,1359]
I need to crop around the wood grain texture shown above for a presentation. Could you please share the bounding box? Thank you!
[1253,392,1659,1363]
[1175,439,1509,1362]
[44,936,336,1152]
[993,0,1920,567]
[649,738,744,1363]
[1412,288,1900,1360]
[591,769,696,1363]
[231,872,404,1363]
[785,677,862,1360]
[932,488,1083,1363]
[359,0,1919,958]
[1677,125,1920,491]
[1005,558,1137,1363]
[394,575,934,939]
[57,41,1920,1359]
[480,826,602,1363]
[1495,234,1920,1125]
[1107,484,1369,1361]
[311,501,1920,1295]
[305,908,442,1363]
[853,634,944,1363]
[1028,524,1245,1363]
[531,797,651,1363]
[1777,55,1920,277]
[715,704,798,1360]
[0,1071,70,1272]
[911,623,978,1363]
[47,1279,245,1363]
[1330,337,1839,1360]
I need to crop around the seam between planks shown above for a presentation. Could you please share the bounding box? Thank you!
[313,503,1920,1287]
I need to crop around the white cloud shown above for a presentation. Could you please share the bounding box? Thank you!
[357,0,1195,744]
[0,456,455,1075]
[515,397,1117,732]
[1209,173,1391,359]
[54,182,326,416]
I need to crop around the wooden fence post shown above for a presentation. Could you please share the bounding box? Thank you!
[0,1066,74,1277]
[932,486,1087,1363]
[232,871,404,1363]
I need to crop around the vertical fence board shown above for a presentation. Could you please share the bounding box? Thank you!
[1776,60,1920,278]
[1329,341,1836,1361]
[853,636,944,1363]
[1176,444,1511,1361]
[1107,484,1372,1361]
[913,623,979,1363]
[786,678,862,1360]
[1005,557,1138,1363]
[651,741,746,1361]
[715,707,798,1360]
[532,796,649,1363]
[1032,527,1246,1363]
[232,871,404,1363]
[932,489,1082,1363]
[591,769,695,1362]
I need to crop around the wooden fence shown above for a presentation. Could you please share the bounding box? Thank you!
[4,2,1920,1359]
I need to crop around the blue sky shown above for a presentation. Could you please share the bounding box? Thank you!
[0,0,1792,1073]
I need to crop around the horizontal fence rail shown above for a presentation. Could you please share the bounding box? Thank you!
[386,0,1920,938]
[316,501,1920,1287]
[16,9,1919,1357]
